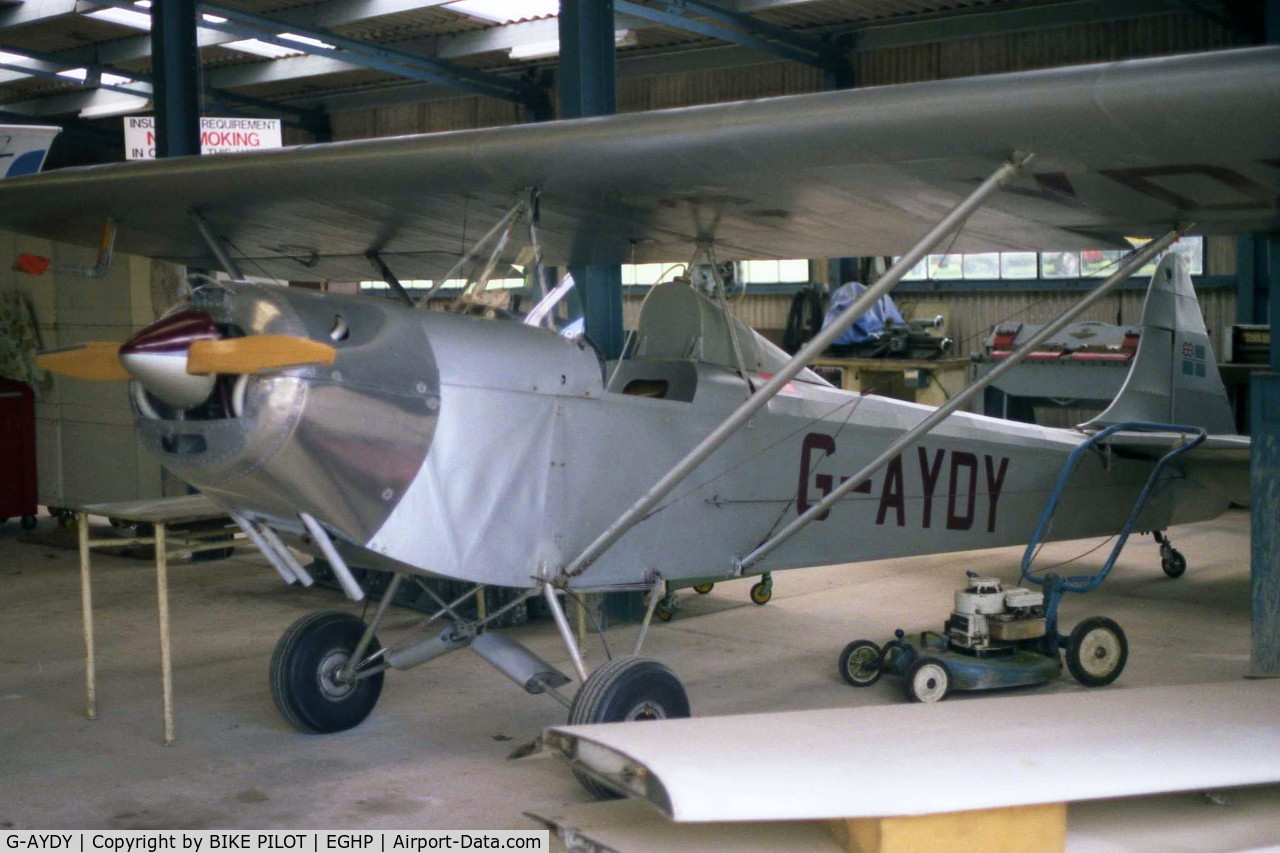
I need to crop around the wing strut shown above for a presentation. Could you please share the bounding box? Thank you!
[419,197,529,305]
[190,209,243,279]
[736,225,1188,573]
[699,241,755,394]
[365,250,414,307]
[558,153,1035,582]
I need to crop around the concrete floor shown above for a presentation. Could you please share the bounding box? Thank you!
[0,507,1269,843]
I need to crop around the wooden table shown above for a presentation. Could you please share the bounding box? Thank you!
[76,495,243,745]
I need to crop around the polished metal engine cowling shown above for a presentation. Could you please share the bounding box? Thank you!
[133,284,439,545]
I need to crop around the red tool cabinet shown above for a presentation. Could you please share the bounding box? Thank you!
[0,377,38,528]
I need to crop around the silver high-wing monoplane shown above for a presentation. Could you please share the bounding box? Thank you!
[4,46,1275,785]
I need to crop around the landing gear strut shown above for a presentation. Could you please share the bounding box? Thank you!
[1153,531,1186,578]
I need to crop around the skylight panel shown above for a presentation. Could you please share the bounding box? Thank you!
[84,1,152,30]
[447,0,559,24]
[278,33,336,51]
[222,39,305,59]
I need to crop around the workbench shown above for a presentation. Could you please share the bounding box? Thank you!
[75,495,244,744]
[809,356,971,408]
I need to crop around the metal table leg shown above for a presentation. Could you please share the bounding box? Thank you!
[155,522,174,745]
[78,511,96,721]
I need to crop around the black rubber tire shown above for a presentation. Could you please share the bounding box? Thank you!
[269,610,384,734]
[19,516,36,530]
[655,600,674,622]
[838,640,882,687]
[749,581,772,606]
[692,583,714,595]
[1065,616,1128,687]
[1162,551,1187,578]
[568,656,690,799]
[904,657,950,703]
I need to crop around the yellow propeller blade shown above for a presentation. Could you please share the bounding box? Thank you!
[35,342,128,380]
[186,335,336,375]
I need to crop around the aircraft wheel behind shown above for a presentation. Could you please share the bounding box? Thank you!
[568,656,690,799]
[270,610,384,734]
[19,515,37,530]
[1065,617,1128,687]
[838,640,882,687]
[904,657,950,703]
[1161,550,1187,578]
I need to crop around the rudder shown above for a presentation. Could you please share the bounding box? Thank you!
[1082,252,1235,435]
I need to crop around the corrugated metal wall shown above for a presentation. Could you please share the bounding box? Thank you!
[856,12,1236,84]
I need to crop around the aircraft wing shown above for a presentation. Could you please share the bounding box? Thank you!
[0,46,1276,280]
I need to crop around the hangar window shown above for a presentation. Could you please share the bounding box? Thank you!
[619,259,809,287]
[895,236,1202,282]
[359,277,524,296]
[741,259,809,284]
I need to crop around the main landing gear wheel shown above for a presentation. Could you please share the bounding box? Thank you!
[692,583,714,594]
[838,640,882,687]
[1065,616,1128,687]
[904,657,950,703]
[19,515,36,530]
[270,610,384,734]
[568,656,690,799]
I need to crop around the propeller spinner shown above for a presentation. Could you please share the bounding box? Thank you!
[35,308,337,408]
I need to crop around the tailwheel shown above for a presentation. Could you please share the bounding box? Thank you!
[749,577,773,606]
[1160,546,1187,578]
[269,610,384,733]
[1154,531,1186,578]
[692,583,714,594]
[568,656,690,798]
[1065,616,1128,687]
[838,640,882,687]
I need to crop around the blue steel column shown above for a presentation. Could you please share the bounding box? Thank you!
[1251,235,1280,676]
[150,0,201,158]
[560,0,624,359]
[1249,0,1280,678]
[824,62,859,288]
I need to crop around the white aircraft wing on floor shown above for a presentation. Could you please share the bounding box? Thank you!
[0,47,1276,280]
[545,680,1280,823]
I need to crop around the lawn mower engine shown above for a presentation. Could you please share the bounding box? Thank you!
[947,574,1046,652]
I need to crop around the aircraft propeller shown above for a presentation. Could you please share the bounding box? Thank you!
[35,308,336,408]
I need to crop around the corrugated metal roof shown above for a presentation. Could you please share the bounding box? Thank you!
[0,2,1236,114]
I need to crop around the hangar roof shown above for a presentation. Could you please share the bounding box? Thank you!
[0,0,1249,154]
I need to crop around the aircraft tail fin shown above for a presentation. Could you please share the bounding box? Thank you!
[1082,251,1235,435]
[0,125,59,179]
